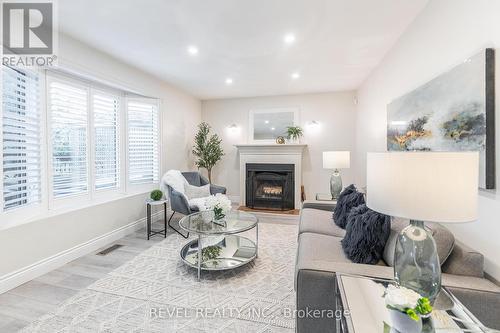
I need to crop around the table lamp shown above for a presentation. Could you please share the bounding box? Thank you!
[323,151,350,199]
[366,152,478,302]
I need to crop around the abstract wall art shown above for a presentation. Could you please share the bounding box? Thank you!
[387,49,495,189]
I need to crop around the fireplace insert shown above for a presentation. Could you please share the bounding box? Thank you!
[245,163,294,210]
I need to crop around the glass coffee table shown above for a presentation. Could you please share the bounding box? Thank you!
[335,274,500,332]
[178,210,258,281]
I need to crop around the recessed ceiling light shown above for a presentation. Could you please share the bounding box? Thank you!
[271,127,275,131]
[264,120,269,124]
[225,78,233,85]
[291,72,300,79]
[187,45,198,55]
[284,33,296,44]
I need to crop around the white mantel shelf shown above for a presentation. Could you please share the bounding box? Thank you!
[235,143,307,209]
[235,144,307,155]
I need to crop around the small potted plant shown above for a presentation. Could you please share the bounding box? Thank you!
[384,285,433,333]
[286,126,303,144]
[150,189,163,201]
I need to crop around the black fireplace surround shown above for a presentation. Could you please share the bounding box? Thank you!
[245,163,294,210]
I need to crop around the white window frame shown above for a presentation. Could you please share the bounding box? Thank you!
[125,97,161,194]
[0,67,162,229]
[46,73,91,209]
[0,67,49,227]
[91,87,124,199]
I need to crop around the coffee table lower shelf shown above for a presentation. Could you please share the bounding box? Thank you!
[180,235,257,276]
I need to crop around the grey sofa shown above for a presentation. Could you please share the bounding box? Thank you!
[295,201,500,332]
[166,171,226,237]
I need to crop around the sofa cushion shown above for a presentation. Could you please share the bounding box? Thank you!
[295,233,390,289]
[383,217,455,267]
[333,184,365,229]
[342,204,391,264]
[299,208,346,237]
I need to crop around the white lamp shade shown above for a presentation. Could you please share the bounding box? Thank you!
[366,152,478,223]
[323,151,350,169]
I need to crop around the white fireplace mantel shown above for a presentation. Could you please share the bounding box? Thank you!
[235,144,307,209]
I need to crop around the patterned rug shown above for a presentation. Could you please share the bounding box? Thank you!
[22,222,298,332]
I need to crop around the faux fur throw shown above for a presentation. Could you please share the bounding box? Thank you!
[160,170,188,196]
[341,204,391,265]
[333,184,365,229]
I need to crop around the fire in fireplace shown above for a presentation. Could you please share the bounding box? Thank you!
[246,163,294,210]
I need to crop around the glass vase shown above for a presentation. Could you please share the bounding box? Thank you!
[394,220,441,303]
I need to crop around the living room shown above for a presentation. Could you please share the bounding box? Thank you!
[0,0,499,332]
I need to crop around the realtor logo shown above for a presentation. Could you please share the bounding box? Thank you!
[2,1,57,67]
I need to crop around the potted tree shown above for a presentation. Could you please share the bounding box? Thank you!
[192,122,224,183]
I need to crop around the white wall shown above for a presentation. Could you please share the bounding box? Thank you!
[202,92,357,201]
[354,0,500,280]
[0,34,201,284]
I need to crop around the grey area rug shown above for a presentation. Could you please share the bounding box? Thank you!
[22,222,298,332]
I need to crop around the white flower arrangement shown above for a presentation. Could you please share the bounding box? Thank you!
[384,285,432,321]
[205,193,232,219]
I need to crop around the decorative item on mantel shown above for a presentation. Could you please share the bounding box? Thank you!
[205,193,232,226]
[322,151,350,200]
[286,126,303,144]
[367,152,479,303]
[276,136,286,144]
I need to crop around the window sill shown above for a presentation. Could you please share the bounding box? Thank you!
[0,188,155,232]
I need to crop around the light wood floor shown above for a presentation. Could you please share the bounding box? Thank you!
[0,211,298,332]
[0,217,176,332]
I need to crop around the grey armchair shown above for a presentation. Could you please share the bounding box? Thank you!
[166,171,226,238]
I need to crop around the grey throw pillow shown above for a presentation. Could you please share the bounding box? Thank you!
[333,184,365,229]
[341,204,391,265]
[184,183,210,200]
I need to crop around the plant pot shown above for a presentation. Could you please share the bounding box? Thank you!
[389,309,422,333]
[287,138,300,144]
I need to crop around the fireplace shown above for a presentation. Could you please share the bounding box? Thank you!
[246,163,294,210]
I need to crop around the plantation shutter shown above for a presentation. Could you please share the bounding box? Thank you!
[126,99,159,185]
[48,79,89,197]
[2,66,42,211]
[93,92,120,190]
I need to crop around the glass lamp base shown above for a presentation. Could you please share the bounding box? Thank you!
[394,220,442,303]
[330,169,342,199]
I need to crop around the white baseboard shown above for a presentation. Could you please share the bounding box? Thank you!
[0,211,163,294]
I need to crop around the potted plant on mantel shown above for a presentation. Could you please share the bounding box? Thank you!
[286,126,303,144]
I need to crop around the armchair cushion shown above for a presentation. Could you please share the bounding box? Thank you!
[185,183,211,199]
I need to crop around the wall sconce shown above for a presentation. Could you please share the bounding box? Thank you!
[227,123,240,135]
[306,120,320,130]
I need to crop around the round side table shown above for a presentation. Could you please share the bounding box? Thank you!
[145,199,168,240]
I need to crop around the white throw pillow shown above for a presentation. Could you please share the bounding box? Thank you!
[185,183,211,200]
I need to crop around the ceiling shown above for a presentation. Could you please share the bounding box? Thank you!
[58,0,429,100]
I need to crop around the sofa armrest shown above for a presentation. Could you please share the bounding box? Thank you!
[442,241,484,278]
[446,287,500,329]
[296,269,338,333]
[302,200,336,212]
[210,184,227,195]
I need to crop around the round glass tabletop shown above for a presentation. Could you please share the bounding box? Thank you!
[179,210,258,235]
